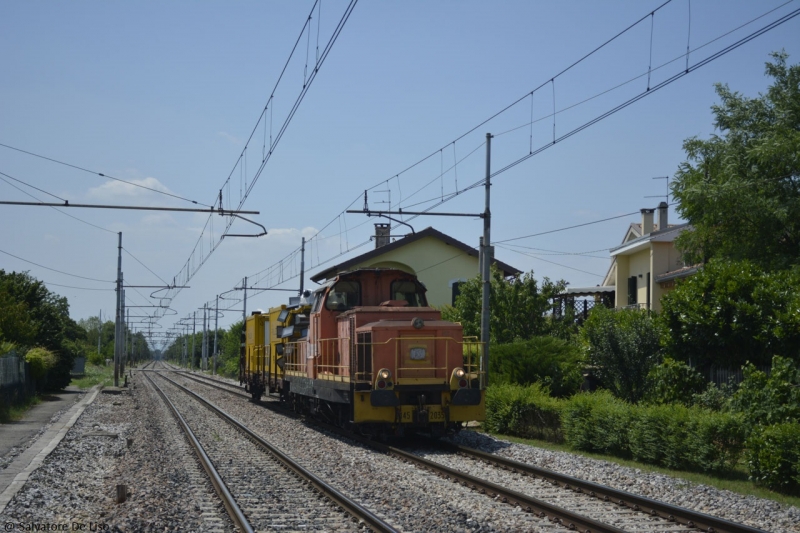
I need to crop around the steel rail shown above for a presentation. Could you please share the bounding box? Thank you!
[372,441,625,533]
[155,371,399,533]
[169,370,251,400]
[437,441,767,533]
[141,371,254,533]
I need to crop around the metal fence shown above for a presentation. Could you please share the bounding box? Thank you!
[0,355,34,409]
[552,298,610,325]
[706,364,770,387]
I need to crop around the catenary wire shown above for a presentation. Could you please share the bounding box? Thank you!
[0,174,116,235]
[0,142,211,207]
[0,248,115,283]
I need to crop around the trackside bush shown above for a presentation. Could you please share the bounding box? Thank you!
[632,405,744,472]
[580,306,664,403]
[25,347,57,380]
[562,391,631,457]
[484,383,563,442]
[486,386,745,473]
[490,337,583,397]
[644,358,705,406]
[746,422,800,493]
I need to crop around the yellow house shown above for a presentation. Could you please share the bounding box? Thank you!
[310,225,520,308]
[603,202,693,312]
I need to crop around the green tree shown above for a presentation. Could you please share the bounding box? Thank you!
[442,267,568,344]
[660,259,800,370]
[580,306,664,403]
[0,270,86,389]
[671,52,800,270]
[644,357,705,406]
[730,356,800,434]
[490,336,583,397]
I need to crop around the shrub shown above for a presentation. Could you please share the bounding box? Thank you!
[746,422,800,494]
[88,349,105,366]
[730,356,800,435]
[682,408,745,472]
[484,383,564,441]
[0,341,18,357]
[490,337,583,397]
[692,382,733,411]
[561,391,743,472]
[580,307,664,403]
[562,391,631,456]
[644,358,706,406]
[25,347,57,380]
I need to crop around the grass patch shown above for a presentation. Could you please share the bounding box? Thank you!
[0,395,42,423]
[71,363,114,390]
[486,430,800,508]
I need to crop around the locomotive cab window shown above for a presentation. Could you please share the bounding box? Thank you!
[312,289,325,313]
[325,281,361,311]
[390,280,428,307]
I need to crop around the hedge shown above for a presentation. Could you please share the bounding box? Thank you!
[485,383,564,442]
[746,422,800,493]
[485,385,745,474]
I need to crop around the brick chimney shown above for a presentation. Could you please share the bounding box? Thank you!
[641,208,655,235]
[374,223,390,249]
[658,201,668,231]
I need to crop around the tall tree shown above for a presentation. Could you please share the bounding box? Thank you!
[0,270,86,389]
[443,267,567,344]
[671,52,800,270]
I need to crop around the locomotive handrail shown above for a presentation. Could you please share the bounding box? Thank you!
[278,335,484,388]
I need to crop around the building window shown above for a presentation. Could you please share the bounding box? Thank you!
[627,276,637,306]
[452,281,464,305]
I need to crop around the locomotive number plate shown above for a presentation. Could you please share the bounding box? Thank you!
[429,407,445,421]
[409,347,426,360]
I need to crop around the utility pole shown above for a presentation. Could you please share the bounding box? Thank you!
[202,304,208,371]
[299,237,305,296]
[114,232,122,387]
[480,133,492,388]
[97,310,102,356]
[191,311,196,370]
[123,306,129,374]
[241,276,248,383]
[213,294,219,375]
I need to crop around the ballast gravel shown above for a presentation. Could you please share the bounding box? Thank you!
[1,367,798,533]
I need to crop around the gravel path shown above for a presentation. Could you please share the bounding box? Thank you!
[0,375,233,532]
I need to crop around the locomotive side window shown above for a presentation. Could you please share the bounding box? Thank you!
[390,280,428,307]
[325,281,361,311]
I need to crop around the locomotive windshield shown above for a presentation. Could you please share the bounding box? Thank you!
[390,280,428,307]
[325,280,361,311]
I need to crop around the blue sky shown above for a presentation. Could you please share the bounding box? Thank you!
[1,1,798,350]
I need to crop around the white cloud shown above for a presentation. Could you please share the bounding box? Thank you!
[218,131,242,145]
[86,177,173,203]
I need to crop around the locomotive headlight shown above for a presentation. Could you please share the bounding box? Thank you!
[375,368,393,390]
[450,367,468,390]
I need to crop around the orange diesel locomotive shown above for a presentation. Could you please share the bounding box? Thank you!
[241,268,484,436]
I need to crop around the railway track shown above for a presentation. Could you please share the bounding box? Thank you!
[144,370,397,533]
[163,366,771,533]
[424,441,767,533]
